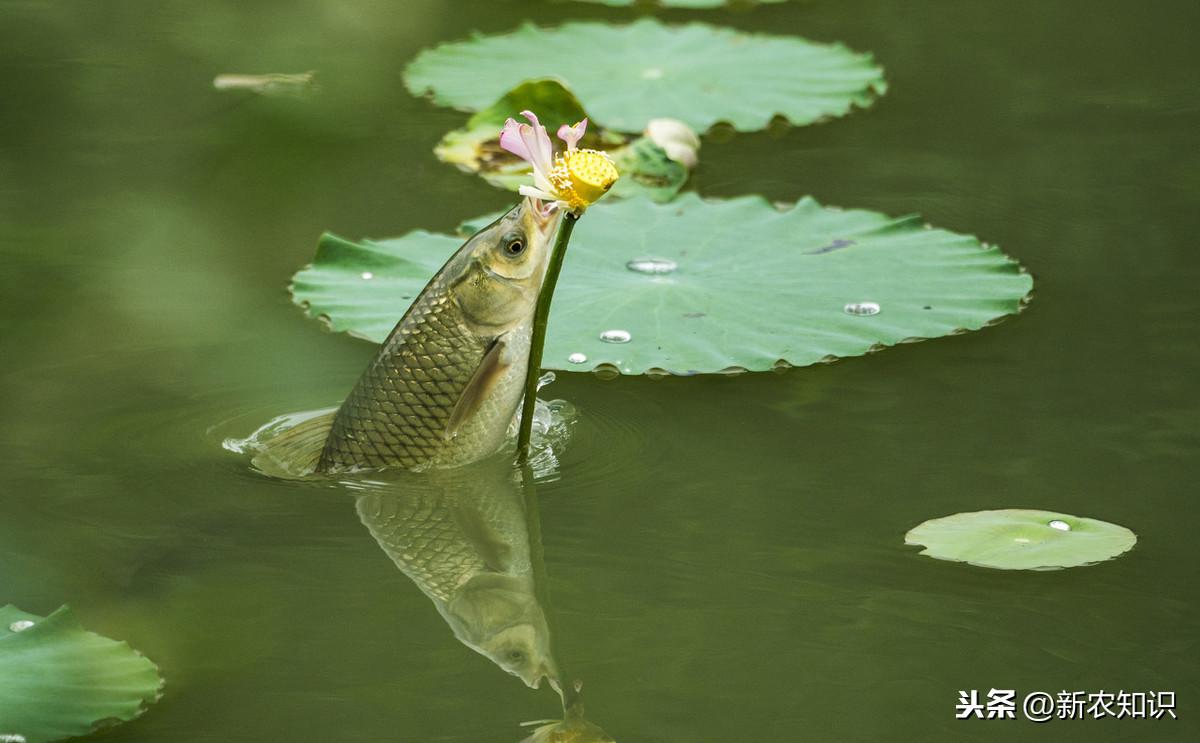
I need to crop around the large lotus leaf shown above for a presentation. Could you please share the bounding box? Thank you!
[905,510,1137,570]
[404,19,886,132]
[291,194,1031,376]
[0,605,162,742]
[436,79,688,203]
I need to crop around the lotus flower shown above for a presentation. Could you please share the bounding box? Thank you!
[500,111,619,212]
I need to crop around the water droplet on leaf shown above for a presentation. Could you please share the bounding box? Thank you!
[626,257,678,275]
[1048,520,1071,531]
[567,352,588,364]
[9,620,34,632]
[600,329,632,344]
[592,363,620,380]
[361,271,374,280]
[844,301,881,316]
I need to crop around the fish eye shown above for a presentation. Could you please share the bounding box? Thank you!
[503,236,526,257]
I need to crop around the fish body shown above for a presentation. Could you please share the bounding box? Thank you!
[356,467,558,689]
[317,199,560,473]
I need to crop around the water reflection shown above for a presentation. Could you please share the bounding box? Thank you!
[356,461,556,690]
[354,458,613,740]
[520,679,615,743]
[228,383,609,735]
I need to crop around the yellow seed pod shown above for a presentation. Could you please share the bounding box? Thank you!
[549,149,620,210]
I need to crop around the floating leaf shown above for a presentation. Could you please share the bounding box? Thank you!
[905,510,1137,570]
[404,19,886,132]
[436,79,689,203]
[571,0,785,7]
[0,605,162,743]
[291,194,1031,376]
[212,70,317,97]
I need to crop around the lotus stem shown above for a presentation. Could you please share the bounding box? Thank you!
[517,210,579,463]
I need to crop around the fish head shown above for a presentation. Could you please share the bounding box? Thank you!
[479,621,560,690]
[446,572,559,689]
[454,197,562,329]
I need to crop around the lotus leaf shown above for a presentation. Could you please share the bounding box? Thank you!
[0,605,162,743]
[291,194,1032,376]
[905,509,1137,570]
[404,19,886,132]
[435,79,688,203]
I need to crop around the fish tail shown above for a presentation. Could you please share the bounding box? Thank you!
[251,409,336,478]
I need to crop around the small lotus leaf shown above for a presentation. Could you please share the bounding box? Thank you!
[435,79,688,203]
[905,509,1137,570]
[0,605,162,742]
[291,194,1032,376]
[404,19,886,132]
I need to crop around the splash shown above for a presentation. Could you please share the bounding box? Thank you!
[224,377,577,481]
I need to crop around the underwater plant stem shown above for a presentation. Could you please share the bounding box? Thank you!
[517,211,579,463]
[518,461,571,705]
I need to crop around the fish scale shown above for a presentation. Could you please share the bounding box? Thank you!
[308,201,555,475]
[358,485,488,602]
[356,470,530,603]
[317,251,532,472]
[353,465,555,689]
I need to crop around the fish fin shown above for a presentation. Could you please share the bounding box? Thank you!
[444,336,511,441]
[451,504,517,573]
[251,409,336,478]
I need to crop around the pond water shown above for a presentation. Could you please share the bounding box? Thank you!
[2,1,1197,741]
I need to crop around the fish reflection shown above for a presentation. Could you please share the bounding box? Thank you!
[353,460,613,740]
[355,461,557,690]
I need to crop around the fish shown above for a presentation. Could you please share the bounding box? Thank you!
[259,197,561,476]
[355,463,559,689]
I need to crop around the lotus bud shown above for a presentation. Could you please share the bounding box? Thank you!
[644,117,700,169]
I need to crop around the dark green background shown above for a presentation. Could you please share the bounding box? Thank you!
[1,1,1196,740]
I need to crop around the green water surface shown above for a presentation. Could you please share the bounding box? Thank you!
[1,1,1197,741]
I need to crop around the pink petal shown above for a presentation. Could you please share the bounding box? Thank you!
[557,118,588,151]
[518,185,558,202]
[499,117,533,161]
[519,110,554,174]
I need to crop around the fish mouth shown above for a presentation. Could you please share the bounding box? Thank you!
[533,661,562,691]
[525,196,563,238]
[516,660,561,690]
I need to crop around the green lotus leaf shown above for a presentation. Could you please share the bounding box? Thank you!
[0,605,162,743]
[404,19,886,132]
[291,194,1031,376]
[905,510,1138,570]
[435,78,688,203]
